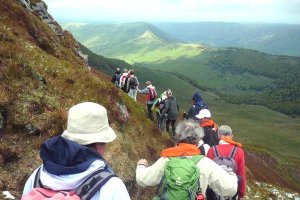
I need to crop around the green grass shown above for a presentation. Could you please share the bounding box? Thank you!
[64,21,300,190]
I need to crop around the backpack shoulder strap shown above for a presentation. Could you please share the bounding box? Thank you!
[76,167,117,200]
[229,145,238,159]
[198,145,205,156]
[191,155,204,164]
[33,167,43,188]
[212,145,220,157]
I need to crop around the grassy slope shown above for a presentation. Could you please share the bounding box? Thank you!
[0,2,175,199]
[71,24,300,190]
[63,22,300,191]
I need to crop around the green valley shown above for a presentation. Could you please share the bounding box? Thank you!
[65,22,300,116]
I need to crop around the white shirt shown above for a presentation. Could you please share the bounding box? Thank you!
[22,160,131,200]
[136,156,237,197]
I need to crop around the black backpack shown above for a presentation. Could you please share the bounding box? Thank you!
[129,76,138,89]
[122,76,130,93]
[206,146,240,200]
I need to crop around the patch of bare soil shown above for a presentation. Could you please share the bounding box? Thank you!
[245,150,300,192]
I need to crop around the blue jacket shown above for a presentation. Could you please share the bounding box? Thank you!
[40,136,103,175]
[187,92,208,120]
[22,136,130,200]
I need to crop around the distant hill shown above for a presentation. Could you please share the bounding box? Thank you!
[1,1,300,198]
[66,22,300,116]
[154,22,300,57]
[63,22,178,57]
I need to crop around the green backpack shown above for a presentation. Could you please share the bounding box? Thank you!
[154,155,204,200]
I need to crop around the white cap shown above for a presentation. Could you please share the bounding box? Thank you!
[195,109,211,119]
[62,102,116,145]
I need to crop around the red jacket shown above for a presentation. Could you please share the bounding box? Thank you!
[207,141,246,198]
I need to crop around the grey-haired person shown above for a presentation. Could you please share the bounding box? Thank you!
[161,89,179,137]
[136,120,238,198]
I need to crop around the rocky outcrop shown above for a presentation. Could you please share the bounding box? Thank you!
[17,0,88,65]
[31,1,63,36]
[18,0,31,11]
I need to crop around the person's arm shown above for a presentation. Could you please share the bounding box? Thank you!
[136,77,139,87]
[22,168,40,196]
[206,147,214,159]
[138,87,148,94]
[98,177,131,200]
[186,106,195,119]
[136,157,167,187]
[237,149,246,199]
[161,99,169,116]
[111,74,116,83]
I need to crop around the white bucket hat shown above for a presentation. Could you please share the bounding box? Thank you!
[196,109,211,119]
[62,102,116,145]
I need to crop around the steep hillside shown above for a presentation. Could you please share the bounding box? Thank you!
[0,1,172,199]
[80,41,300,195]
[63,22,178,57]
[71,22,300,115]
[154,22,300,57]
[1,1,300,199]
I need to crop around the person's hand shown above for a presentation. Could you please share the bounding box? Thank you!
[137,159,148,167]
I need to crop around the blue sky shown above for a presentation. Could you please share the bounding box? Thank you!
[43,0,300,24]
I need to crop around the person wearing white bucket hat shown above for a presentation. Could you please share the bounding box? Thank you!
[62,102,116,145]
[195,109,219,147]
[22,102,130,200]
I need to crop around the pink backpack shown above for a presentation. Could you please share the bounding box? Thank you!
[22,189,80,200]
[22,167,116,200]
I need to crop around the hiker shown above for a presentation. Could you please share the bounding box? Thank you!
[196,109,219,146]
[138,81,157,120]
[136,120,238,199]
[207,125,246,200]
[22,102,130,200]
[119,68,129,91]
[161,89,179,137]
[184,91,208,121]
[127,69,139,101]
[151,91,168,131]
[111,67,121,87]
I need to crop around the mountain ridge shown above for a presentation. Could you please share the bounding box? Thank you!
[66,22,300,116]
[154,22,300,57]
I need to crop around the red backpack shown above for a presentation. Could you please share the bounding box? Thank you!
[148,88,157,101]
[22,167,116,200]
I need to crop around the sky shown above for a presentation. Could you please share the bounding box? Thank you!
[43,0,300,24]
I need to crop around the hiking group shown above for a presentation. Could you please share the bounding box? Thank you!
[112,68,139,101]
[21,69,246,200]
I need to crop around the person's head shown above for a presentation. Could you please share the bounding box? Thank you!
[175,120,204,145]
[61,102,116,156]
[195,109,211,123]
[129,69,134,75]
[146,81,151,85]
[218,125,233,139]
[192,92,203,103]
[116,68,120,72]
[123,68,128,73]
[161,91,168,101]
[166,89,172,97]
